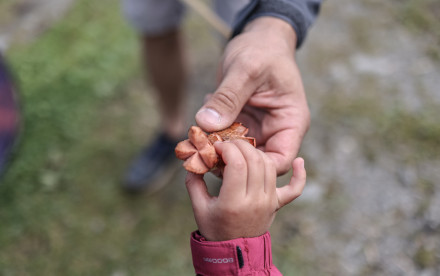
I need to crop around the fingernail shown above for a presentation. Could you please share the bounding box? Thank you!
[196,108,221,126]
[301,158,305,169]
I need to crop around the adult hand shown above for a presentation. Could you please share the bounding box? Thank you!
[185,140,306,241]
[195,17,310,175]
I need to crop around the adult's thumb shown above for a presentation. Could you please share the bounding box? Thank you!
[195,70,257,132]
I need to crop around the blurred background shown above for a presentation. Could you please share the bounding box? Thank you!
[0,0,439,275]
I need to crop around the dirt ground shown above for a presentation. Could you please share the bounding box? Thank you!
[1,0,439,275]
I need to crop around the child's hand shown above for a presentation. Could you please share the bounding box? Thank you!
[185,139,306,241]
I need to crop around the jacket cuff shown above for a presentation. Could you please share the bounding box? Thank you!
[190,231,280,276]
[231,0,321,48]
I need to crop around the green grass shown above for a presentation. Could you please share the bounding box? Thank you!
[0,0,196,274]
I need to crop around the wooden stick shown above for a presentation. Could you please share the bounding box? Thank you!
[180,0,231,38]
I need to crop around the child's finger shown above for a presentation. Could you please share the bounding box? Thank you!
[185,172,210,214]
[261,151,277,195]
[214,141,247,201]
[231,140,265,196]
[276,157,306,209]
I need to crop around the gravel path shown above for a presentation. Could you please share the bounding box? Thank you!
[0,0,75,51]
[287,1,440,275]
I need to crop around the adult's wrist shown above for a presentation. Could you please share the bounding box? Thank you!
[230,0,321,48]
[242,17,297,53]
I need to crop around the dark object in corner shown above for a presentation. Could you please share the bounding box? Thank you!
[0,53,20,179]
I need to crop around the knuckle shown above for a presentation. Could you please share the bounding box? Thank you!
[212,89,240,113]
[265,155,276,171]
[237,55,263,81]
[231,158,246,171]
[251,154,264,168]
[218,204,239,217]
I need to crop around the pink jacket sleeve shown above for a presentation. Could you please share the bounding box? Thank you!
[190,231,282,276]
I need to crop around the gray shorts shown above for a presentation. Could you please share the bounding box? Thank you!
[122,0,250,35]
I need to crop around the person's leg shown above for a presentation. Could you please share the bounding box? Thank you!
[123,0,188,137]
[121,0,187,192]
[142,29,187,140]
